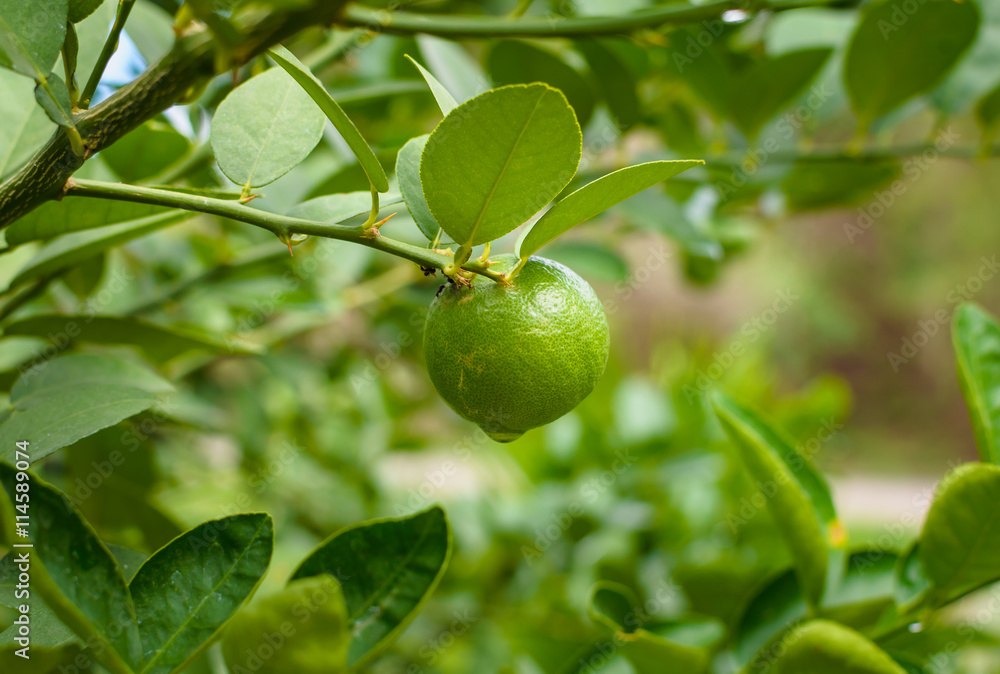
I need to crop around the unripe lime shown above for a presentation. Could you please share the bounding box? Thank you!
[423,254,610,442]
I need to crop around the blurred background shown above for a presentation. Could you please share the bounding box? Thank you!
[3,0,1000,671]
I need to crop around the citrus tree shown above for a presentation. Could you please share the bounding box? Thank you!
[1,0,1000,672]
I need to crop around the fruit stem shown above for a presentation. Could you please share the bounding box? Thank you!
[443,244,472,280]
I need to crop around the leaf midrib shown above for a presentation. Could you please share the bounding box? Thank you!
[463,88,547,248]
[137,518,268,674]
[348,518,437,626]
[243,79,296,190]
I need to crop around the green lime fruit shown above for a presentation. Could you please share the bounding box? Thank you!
[424,254,610,442]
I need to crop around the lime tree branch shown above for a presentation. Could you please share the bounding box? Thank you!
[341,0,852,38]
[0,0,351,231]
[64,179,507,282]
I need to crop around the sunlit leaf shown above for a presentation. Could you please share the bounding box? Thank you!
[421,84,581,248]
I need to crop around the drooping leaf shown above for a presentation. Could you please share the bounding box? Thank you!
[711,392,841,607]
[269,46,389,192]
[416,34,488,105]
[404,54,457,115]
[210,67,325,189]
[395,134,438,241]
[613,189,722,260]
[952,303,1000,464]
[68,0,104,22]
[6,198,173,245]
[489,40,595,126]
[290,506,452,669]
[0,354,171,462]
[665,27,733,119]
[421,83,582,248]
[0,0,67,78]
[516,160,702,259]
[770,620,906,674]
[931,0,1000,116]
[0,464,142,672]
[844,0,980,125]
[222,575,349,674]
[3,315,263,360]
[7,210,191,288]
[731,49,832,138]
[34,73,76,132]
[130,513,274,674]
[782,158,901,210]
[587,581,711,674]
[920,462,1000,604]
[576,38,641,130]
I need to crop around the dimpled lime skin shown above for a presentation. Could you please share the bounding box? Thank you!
[424,254,610,442]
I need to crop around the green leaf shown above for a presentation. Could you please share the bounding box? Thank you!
[711,391,841,608]
[844,0,980,125]
[269,46,389,193]
[11,353,173,405]
[771,620,906,674]
[782,158,901,210]
[0,464,142,672]
[130,513,274,674]
[920,462,1000,603]
[102,121,192,183]
[0,70,55,178]
[930,0,1000,116]
[395,134,438,241]
[736,569,807,667]
[6,198,173,245]
[290,506,452,669]
[210,67,325,190]
[68,0,103,22]
[222,575,349,674]
[576,38,641,130]
[0,0,67,78]
[952,303,1000,464]
[488,40,595,126]
[34,73,76,131]
[665,28,732,119]
[7,210,190,289]
[416,34,487,105]
[823,550,897,629]
[731,49,832,138]
[0,354,170,462]
[614,189,722,260]
[516,160,702,259]
[0,393,156,463]
[404,54,457,115]
[3,315,263,360]
[587,581,710,674]
[0,594,81,673]
[893,541,931,610]
[421,83,582,248]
